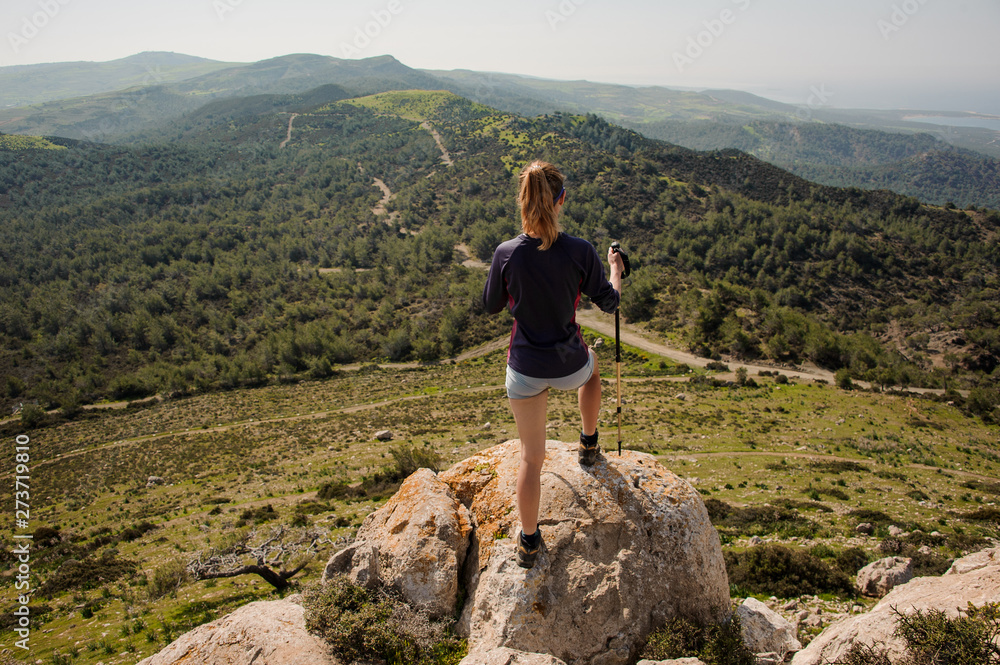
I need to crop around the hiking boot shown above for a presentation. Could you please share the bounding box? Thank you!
[516,529,542,569]
[579,430,601,466]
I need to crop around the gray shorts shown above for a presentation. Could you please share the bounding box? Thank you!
[505,348,596,400]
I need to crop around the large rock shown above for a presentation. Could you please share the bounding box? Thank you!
[792,546,1000,665]
[322,540,380,589]
[442,440,730,665]
[736,597,802,659]
[856,556,913,597]
[136,599,337,665]
[945,546,998,575]
[323,467,473,619]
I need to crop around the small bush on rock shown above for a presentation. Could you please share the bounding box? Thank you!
[303,575,466,665]
[836,602,1000,664]
[640,613,756,665]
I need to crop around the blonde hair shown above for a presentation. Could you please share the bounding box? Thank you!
[517,160,565,250]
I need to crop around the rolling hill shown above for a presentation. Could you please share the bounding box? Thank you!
[0,88,997,421]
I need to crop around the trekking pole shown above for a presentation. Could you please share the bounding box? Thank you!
[610,242,631,456]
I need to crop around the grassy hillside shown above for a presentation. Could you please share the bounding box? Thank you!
[1,338,997,663]
[1,90,998,423]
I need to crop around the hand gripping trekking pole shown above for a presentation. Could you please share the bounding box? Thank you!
[610,242,631,456]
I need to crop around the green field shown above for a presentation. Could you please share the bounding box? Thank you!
[3,329,997,664]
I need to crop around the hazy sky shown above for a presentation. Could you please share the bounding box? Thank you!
[3,0,999,112]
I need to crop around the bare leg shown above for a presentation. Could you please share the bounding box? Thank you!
[510,390,548,536]
[578,353,601,436]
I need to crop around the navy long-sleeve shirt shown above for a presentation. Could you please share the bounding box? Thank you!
[482,233,620,378]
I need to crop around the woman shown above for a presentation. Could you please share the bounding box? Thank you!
[482,160,624,569]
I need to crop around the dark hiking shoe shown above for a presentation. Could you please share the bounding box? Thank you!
[579,431,601,466]
[516,529,542,569]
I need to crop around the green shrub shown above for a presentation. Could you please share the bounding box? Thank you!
[119,521,158,542]
[725,545,854,598]
[640,613,756,665]
[388,444,442,481]
[704,499,818,538]
[836,368,854,390]
[835,547,871,575]
[963,507,1000,523]
[837,602,1000,664]
[147,558,190,600]
[303,576,466,665]
[809,460,868,474]
[38,551,138,598]
[849,508,893,524]
[236,504,278,527]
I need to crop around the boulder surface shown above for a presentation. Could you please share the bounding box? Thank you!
[855,556,913,597]
[792,546,1000,665]
[736,596,802,659]
[135,599,337,665]
[442,440,730,665]
[324,467,473,618]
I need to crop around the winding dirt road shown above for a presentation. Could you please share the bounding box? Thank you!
[575,309,836,383]
[279,113,299,149]
[421,121,454,167]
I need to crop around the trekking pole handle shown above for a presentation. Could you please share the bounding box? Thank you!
[610,241,631,279]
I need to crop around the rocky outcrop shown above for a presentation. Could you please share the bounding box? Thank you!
[142,440,728,665]
[443,439,730,665]
[323,467,473,619]
[135,599,336,665]
[636,659,707,665]
[736,597,802,660]
[855,556,913,597]
[792,546,1000,665]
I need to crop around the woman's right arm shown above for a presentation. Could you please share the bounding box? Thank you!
[606,247,624,296]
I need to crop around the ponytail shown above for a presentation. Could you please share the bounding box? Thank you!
[517,160,564,250]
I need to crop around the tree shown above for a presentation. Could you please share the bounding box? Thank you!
[835,368,853,391]
[187,526,330,590]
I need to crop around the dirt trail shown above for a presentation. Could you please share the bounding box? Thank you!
[658,450,999,483]
[454,243,489,269]
[279,113,299,149]
[15,338,509,429]
[37,383,506,468]
[576,309,836,384]
[371,178,394,216]
[421,121,454,166]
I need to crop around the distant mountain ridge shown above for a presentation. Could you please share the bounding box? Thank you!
[0,51,238,108]
[0,52,998,208]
